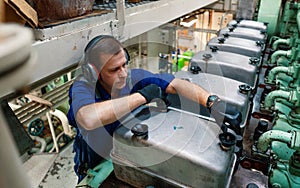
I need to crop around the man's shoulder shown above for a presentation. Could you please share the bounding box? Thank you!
[71,75,95,92]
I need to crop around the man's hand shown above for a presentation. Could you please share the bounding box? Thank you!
[207,95,242,134]
[137,84,162,103]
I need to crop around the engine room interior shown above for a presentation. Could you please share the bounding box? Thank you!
[1,0,300,188]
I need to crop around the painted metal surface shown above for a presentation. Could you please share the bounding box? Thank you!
[257,0,282,36]
[167,71,251,127]
[227,20,268,31]
[218,27,267,42]
[189,49,259,87]
[207,36,263,57]
[112,109,236,188]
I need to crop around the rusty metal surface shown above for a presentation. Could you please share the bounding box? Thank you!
[230,166,268,188]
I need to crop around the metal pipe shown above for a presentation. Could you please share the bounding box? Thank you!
[272,38,290,50]
[270,50,291,64]
[30,136,47,153]
[46,112,59,153]
[264,90,291,108]
[267,66,290,83]
[49,109,74,138]
[257,130,292,153]
[88,159,113,188]
[116,0,126,37]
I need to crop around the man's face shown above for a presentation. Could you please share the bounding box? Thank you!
[99,50,128,93]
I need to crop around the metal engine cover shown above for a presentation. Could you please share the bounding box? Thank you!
[167,71,251,127]
[207,37,263,58]
[189,49,259,87]
[218,27,267,42]
[227,20,268,31]
[111,109,236,188]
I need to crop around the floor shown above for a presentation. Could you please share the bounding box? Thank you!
[23,142,78,188]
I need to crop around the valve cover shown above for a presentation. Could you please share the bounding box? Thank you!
[167,71,252,128]
[207,37,263,58]
[218,27,267,42]
[111,109,236,188]
[227,20,268,31]
[189,50,259,87]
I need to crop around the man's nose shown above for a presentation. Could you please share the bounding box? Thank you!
[119,67,127,77]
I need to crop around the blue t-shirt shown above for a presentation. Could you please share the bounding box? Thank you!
[68,68,174,159]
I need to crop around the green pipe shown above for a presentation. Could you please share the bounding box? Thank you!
[272,38,290,50]
[271,50,292,64]
[257,130,292,153]
[264,90,291,108]
[267,66,290,83]
[85,159,113,187]
[269,36,281,46]
[277,56,290,66]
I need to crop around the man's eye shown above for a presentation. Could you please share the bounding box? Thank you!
[112,68,119,72]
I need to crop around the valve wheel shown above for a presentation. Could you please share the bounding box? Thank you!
[28,118,44,136]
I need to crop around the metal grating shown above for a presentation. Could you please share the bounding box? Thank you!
[94,0,158,10]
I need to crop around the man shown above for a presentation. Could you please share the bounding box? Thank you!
[67,35,241,182]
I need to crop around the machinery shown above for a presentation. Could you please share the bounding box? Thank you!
[1,0,300,188]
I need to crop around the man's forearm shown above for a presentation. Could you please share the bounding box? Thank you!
[166,78,210,107]
[76,93,146,130]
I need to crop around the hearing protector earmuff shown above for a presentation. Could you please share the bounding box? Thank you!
[81,35,130,84]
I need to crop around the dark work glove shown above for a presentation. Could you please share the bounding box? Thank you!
[137,84,162,103]
[207,95,242,135]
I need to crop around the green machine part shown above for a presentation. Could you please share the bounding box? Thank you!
[271,118,298,160]
[257,0,282,36]
[278,1,298,37]
[269,161,300,188]
[257,129,300,188]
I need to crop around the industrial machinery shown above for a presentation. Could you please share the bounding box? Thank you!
[1,0,300,188]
